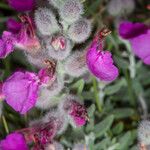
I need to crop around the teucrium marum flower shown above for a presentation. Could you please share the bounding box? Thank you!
[59,0,83,24]
[138,120,150,145]
[46,34,72,60]
[68,18,92,43]
[64,50,87,77]
[35,8,60,36]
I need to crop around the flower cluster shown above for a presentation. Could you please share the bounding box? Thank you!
[0,95,88,149]
[0,0,119,149]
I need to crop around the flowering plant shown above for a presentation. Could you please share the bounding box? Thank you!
[0,0,149,149]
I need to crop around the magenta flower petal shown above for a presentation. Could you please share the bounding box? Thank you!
[129,29,150,64]
[6,18,22,33]
[7,0,36,12]
[2,71,40,114]
[86,41,119,82]
[0,31,17,58]
[0,133,28,150]
[119,21,148,39]
[119,21,150,65]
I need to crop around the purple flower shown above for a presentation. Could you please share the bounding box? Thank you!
[2,71,40,114]
[6,18,22,34]
[0,132,28,150]
[2,67,57,114]
[119,21,150,64]
[0,31,17,58]
[7,0,36,12]
[86,32,119,82]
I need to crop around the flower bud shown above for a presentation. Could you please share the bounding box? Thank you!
[35,8,60,36]
[59,0,83,24]
[68,18,92,43]
[26,51,48,68]
[46,34,72,60]
[44,110,68,135]
[138,120,150,145]
[36,76,64,109]
[48,0,66,9]
[45,141,64,150]
[58,94,88,127]
[64,50,87,77]
[107,0,135,16]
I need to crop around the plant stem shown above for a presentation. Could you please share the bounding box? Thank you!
[2,115,9,134]
[92,77,102,112]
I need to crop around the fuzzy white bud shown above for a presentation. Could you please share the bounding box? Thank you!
[59,0,83,24]
[107,0,135,16]
[35,8,60,36]
[48,0,66,9]
[43,110,68,135]
[36,77,64,109]
[46,34,72,60]
[138,120,150,145]
[45,141,64,150]
[68,18,92,43]
[64,50,87,77]
[26,51,49,68]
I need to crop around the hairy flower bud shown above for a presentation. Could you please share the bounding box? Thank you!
[107,0,135,16]
[46,34,72,60]
[36,76,64,109]
[68,18,92,43]
[64,50,87,77]
[58,95,88,127]
[45,141,64,150]
[48,0,66,8]
[138,120,150,145]
[35,8,60,36]
[59,0,83,24]
[44,110,68,134]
